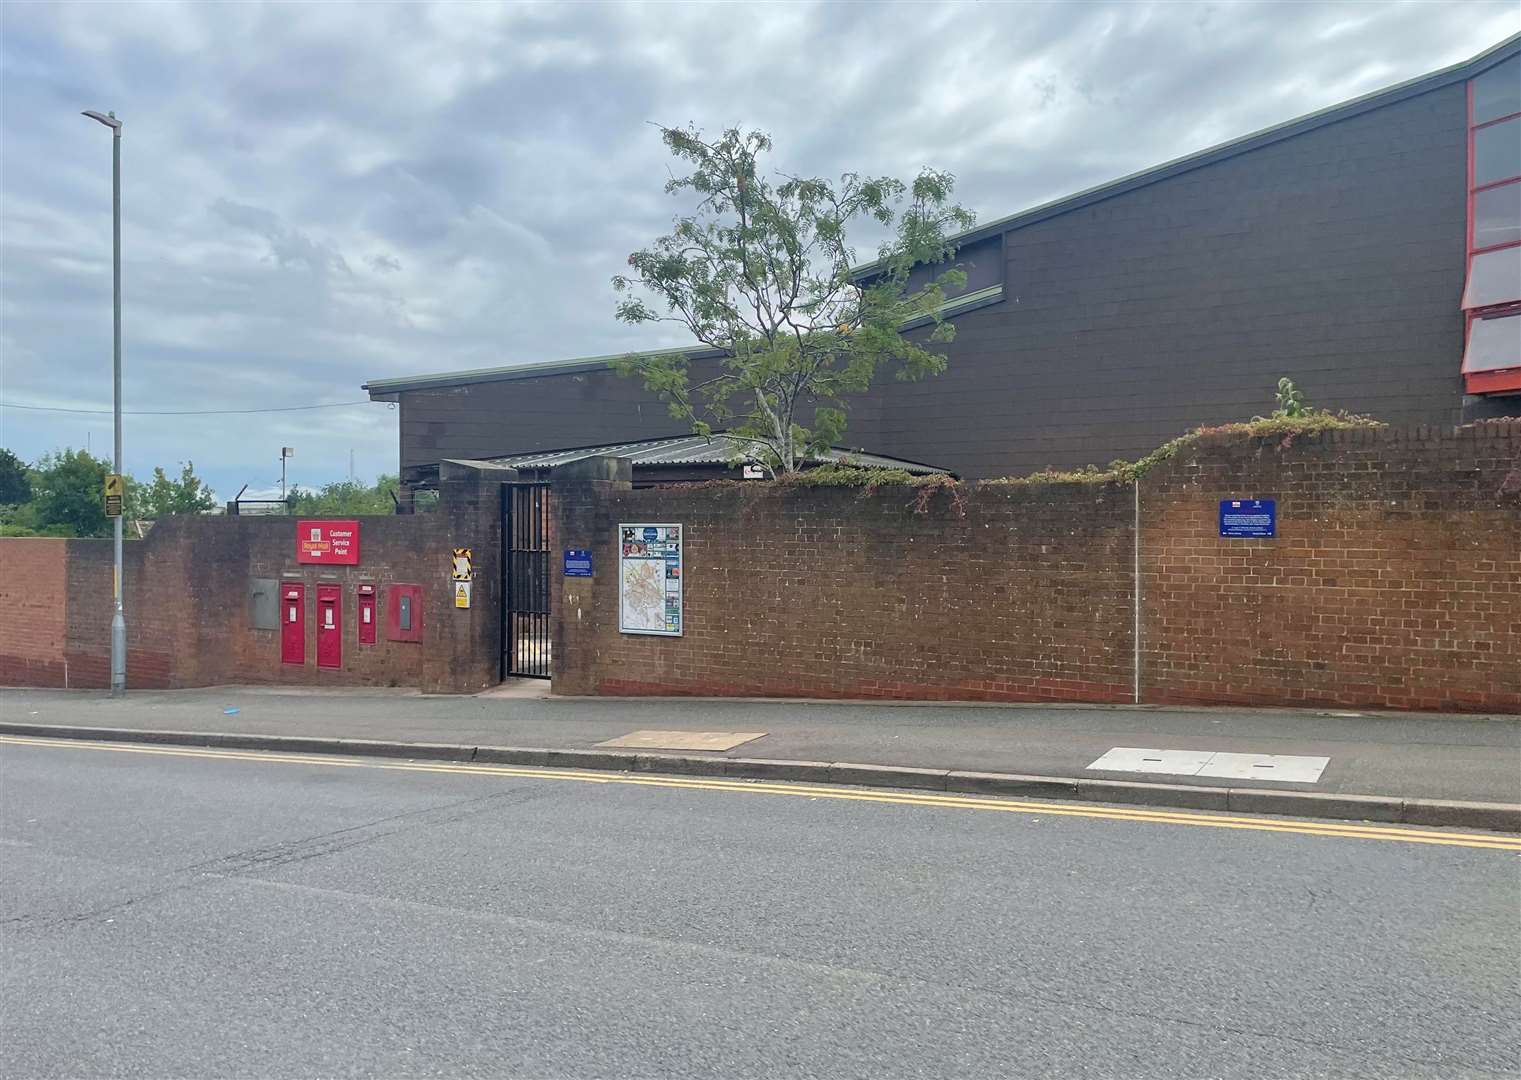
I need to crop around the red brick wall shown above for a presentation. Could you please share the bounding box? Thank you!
[1141,423,1521,711]
[64,541,177,689]
[553,423,1521,712]
[0,539,70,687]
[0,471,505,693]
[7,428,1516,711]
[554,479,1136,702]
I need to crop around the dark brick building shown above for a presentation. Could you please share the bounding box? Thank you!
[367,35,1521,484]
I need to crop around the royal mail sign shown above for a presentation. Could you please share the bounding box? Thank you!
[297,520,360,565]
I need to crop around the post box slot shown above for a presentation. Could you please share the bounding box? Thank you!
[316,585,342,669]
[357,584,378,646]
[280,583,306,666]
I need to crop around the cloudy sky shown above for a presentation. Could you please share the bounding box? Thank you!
[2,1,1517,498]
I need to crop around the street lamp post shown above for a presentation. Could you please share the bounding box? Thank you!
[83,109,125,698]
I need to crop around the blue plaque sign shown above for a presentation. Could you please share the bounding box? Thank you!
[1219,499,1276,538]
[563,548,593,577]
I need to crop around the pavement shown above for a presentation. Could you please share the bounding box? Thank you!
[1,685,1518,829]
[2,734,1517,1078]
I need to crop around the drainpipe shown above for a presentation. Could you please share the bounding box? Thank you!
[1133,478,1141,705]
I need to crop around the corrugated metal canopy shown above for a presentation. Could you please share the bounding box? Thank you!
[478,434,948,475]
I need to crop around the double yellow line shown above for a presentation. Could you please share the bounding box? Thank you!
[3,734,1519,852]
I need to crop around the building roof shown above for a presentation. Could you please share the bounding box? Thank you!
[364,32,1520,398]
[363,344,721,397]
[362,284,1004,397]
[475,434,949,475]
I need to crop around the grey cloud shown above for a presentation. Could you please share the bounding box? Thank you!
[211,198,352,279]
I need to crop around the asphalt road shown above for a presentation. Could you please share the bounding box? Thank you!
[2,737,1518,1079]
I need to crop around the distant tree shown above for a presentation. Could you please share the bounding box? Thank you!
[134,461,217,518]
[612,125,974,474]
[289,473,398,516]
[28,449,111,537]
[0,449,31,505]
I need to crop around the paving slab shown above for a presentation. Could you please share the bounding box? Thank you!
[597,729,766,751]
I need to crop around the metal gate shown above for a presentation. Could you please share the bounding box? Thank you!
[501,482,551,679]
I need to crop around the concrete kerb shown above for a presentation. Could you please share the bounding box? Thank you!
[337,740,476,762]
[1,721,1517,834]
[1227,787,1403,823]
[947,771,1079,799]
[827,762,951,790]
[1080,777,1232,811]
[472,745,551,767]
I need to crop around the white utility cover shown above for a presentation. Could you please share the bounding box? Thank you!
[1085,748,1217,774]
[1193,752,1330,783]
[1087,747,1328,784]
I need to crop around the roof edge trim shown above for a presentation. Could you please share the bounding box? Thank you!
[362,344,720,396]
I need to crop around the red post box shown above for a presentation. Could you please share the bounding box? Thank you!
[280,583,306,665]
[356,584,377,646]
[316,584,342,670]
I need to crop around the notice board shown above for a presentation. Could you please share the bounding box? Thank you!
[618,523,682,636]
[1218,499,1276,539]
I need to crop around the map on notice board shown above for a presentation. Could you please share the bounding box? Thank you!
[619,523,682,636]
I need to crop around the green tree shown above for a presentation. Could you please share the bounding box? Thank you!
[289,473,398,516]
[28,448,111,537]
[133,461,217,518]
[0,448,31,505]
[612,125,974,475]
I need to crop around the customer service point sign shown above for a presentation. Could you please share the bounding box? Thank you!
[297,520,360,565]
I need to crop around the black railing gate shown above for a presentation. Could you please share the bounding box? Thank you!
[501,482,551,679]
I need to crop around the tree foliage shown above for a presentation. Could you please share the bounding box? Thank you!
[0,449,218,536]
[25,448,112,537]
[288,474,399,516]
[0,448,31,505]
[612,126,974,474]
[132,461,218,518]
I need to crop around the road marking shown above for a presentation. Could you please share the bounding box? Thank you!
[1088,747,1330,784]
[2,734,1517,852]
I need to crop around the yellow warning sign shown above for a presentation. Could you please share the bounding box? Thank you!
[453,580,472,609]
[451,547,473,581]
[104,473,124,518]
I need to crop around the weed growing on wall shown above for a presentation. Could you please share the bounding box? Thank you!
[675,389,1387,513]
[988,388,1385,488]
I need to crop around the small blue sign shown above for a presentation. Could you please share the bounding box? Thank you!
[1219,498,1276,538]
[642,527,659,541]
[563,548,593,577]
